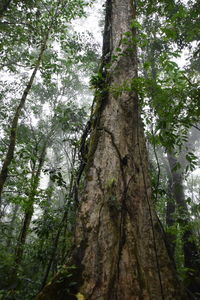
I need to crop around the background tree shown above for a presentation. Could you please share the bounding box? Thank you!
[136,0,200,294]
[0,0,91,209]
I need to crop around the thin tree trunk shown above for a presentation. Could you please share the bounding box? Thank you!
[40,210,68,290]
[40,152,77,289]
[12,142,47,282]
[164,159,176,258]
[0,0,12,17]
[167,151,200,294]
[14,207,33,268]
[165,179,176,256]
[6,203,19,249]
[143,23,200,295]
[0,32,49,210]
[36,1,187,299]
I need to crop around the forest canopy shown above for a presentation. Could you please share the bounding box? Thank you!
[0,0,199,299]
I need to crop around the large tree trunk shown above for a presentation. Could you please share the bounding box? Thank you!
[36,1,187,299]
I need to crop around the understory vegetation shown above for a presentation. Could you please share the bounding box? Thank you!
[0,0,199,299]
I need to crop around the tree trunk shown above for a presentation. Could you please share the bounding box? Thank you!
[0,32,49,211]
[40,150,77,290]
[167,151,200,294]
[14,207,34,268]
[6,203,19,249]
[40,209,68,290]
[12,142,47,284]
[36,1,187,299]
[142,15,200,295]
[0,0,12,17]
[164,160,176,258]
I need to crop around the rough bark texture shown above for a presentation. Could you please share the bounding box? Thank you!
[36,1,187,299]
[72,1,185,298]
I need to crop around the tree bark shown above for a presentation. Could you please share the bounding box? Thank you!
[36,1,187,299]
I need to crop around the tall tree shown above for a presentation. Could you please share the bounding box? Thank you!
[0,34,49,208]
[36,1,187,299]
[167,150,200,294]
[0,0,89,210]
[13,141,47,271]
[138,2,200,293]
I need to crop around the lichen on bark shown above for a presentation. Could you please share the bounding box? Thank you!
[71,0,188,298]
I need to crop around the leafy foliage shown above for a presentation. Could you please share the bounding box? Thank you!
[0,0,199,298]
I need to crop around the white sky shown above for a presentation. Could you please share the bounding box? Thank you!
[72,0,104,46]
